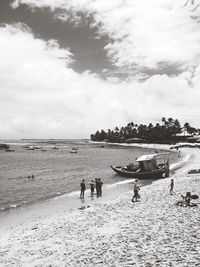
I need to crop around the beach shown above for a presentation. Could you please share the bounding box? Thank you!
[0,147,200,266]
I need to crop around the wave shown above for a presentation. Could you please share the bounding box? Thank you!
[170,153,193,172]
[106,179,135,188]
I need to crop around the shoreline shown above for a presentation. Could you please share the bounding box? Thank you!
[0,142,178,214]
[91,140,174,151]
[0,147,199,266]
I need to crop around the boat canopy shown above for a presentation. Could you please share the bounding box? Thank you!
[136,153,169,162]
[136,154,157,162]
[136,153,169,172]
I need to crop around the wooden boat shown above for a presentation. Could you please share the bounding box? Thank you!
[111,153,169,179]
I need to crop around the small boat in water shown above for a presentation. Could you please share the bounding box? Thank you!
[70,150,78,153]
[52,146,59,150]
[33,146,42,150]
[70,147,78,153]
[26,146,35,150]
[111,153,169,179]
[71,147,78,151]
[5,149,15,152]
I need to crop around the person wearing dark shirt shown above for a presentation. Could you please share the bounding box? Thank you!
[95,178,98,196]
[90,180,95,197]
[98,178,103,197]
[80,179,86,198]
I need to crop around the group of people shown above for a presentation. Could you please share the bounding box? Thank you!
[80,178,103,199]
[170,178,199,207]
[28,175,35,180]
[80,176,197,206]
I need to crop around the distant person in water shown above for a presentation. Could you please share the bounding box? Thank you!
[169,179,174,195]
[80,179,86,199]
[90,180,95,197]
[132,179,140,202]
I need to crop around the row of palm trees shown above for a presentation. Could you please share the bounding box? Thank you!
[90,117,199,143]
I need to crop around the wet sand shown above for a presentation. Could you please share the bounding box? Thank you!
[0,148,200,266]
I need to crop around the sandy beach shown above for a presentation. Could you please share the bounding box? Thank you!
[0,148,200,267]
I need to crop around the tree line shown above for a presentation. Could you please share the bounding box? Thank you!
[90,117,199,144]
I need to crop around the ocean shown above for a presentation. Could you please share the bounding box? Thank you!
[0,139,178,212]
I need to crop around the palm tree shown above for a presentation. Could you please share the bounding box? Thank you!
[161,117,166,126]
[167,118,174,126]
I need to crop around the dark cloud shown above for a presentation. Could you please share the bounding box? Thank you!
[1,0,194,81]
[0,0,116,76]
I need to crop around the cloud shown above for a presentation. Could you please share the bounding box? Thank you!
[1,2,200,138]
[14,0,200,74]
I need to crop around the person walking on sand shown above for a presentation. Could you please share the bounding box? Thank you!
[90,180,95,197]
[132,179,140,202]
[80,179,86,199]
[169,179,174,195]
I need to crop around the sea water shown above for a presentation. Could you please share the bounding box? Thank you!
[0,139,178,212]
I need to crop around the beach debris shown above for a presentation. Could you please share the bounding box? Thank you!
[188,169,200,174]
[31,227,38,230]
[78,205,90,210]
[78,205,86,210]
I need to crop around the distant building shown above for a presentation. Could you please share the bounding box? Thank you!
[187,135,200,143]
[174,129,193,142]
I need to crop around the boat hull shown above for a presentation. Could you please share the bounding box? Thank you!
[70,150,78,153]
[110,166,169,179]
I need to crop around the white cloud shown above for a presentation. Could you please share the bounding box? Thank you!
[1,2,200,138]
[14,0,200,71]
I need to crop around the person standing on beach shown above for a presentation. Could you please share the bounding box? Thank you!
[95,178,99,196]
[98,178,103,197]
[90,180,95,197]
[169,179,174,195]
[80,179,86,199]
[132,179,140,202]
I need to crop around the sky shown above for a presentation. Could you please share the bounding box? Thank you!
[0,0,200,139]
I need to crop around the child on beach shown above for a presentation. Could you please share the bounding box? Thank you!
[132,179,140,202]
[169,179,174,195]
[80,179,86,199]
